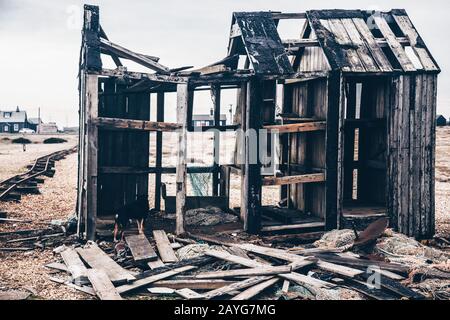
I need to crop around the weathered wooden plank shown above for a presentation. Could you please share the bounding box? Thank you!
[176,84,188,235]
[116,266,196,294]
[175,288,205,300]
[326,18,365,72]
[76,243,135,283]
[153,230,179,263]
[194,265,292,279]
[99,38,169,73]
[391,13,439,72]
[351,18,392,72]
[206,249,333,290]
[153,280,235,290]
[60,248,88,285]
[93,117,180,131]
[154,92,165,211]
[231,277,279,300]
[261,222,325,232]
[372,15,415,72]
[125,234,158,263]
[86,269,122,300]
[264,121,326,133]
[234,12,293,75]
[85,74,99,240]
[203,276,273,300]
[262,173,325,186]
[340,18,378,72]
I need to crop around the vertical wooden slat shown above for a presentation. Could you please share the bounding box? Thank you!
[85,74,99,240]
[244,78,262,234]
[154,92,165,211]
[324,72,342,230]
[212,85,221,196]
[176,83,189,235]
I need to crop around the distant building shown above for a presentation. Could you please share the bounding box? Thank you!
[63,126,79,134]
[192,109,227,127]
[28,117,43,132]
[39,122,58,134]
[0,107,28,133]
[436,115,447,126]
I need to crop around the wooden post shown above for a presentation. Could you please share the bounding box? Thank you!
[85,74,99,240]
[343,81,356,202]
[154,92,164,211]
[212,85,221,196]
[176,83,189,235]
[325,71,343,231]
[244,78,262,234]
[78,5,101,240]
[280,84,293,205]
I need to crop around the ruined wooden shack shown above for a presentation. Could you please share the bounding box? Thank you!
[77,6,439,240]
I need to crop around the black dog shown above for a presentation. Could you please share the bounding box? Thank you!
[113,195,149,242]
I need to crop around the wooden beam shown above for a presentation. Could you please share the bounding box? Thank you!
[262,173,325,186]
[155,92,164,211]
[99,68,188,83]
[244,78,262,234]
[99,25,122,67]
[85,74,98,241]
[212,85,221,196]
[231,278,279,300]
[99,38,169,73]
[263,121,326,133]
[116,266,196,294]
[92,117,180,132]
[152,279,234,290]
[194,265,292,279]
[271,12,307,19]
[153,230,179,263]
[261,222,325,232]
[203,276,273,300]
[176,83,188,235]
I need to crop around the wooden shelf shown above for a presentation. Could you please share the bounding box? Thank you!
[262,173,325,186]
[263,121,326,133]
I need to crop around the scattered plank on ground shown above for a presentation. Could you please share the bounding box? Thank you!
[76,243,135,283]
[125,234,158,263]
[203,276,273,299]
[231,278,279,300]
[194,265,292,279]
[152,279,235,290]
[153,230,179,263]
[60,248,89,285]
[116,266,196,294]
[87,269,123,300]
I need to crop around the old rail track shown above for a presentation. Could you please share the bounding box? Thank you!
[0,146,77,202]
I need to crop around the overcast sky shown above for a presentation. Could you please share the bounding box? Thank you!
[0,0,449,127]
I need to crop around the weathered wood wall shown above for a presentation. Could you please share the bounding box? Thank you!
[97,79,150,217]
[387,74,437,238]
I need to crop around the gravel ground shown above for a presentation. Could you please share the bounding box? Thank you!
[0,152,91,299]
[0,134,78,181]
[0,129,448,300]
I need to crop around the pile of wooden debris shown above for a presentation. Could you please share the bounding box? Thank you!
[42,219,450,300]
